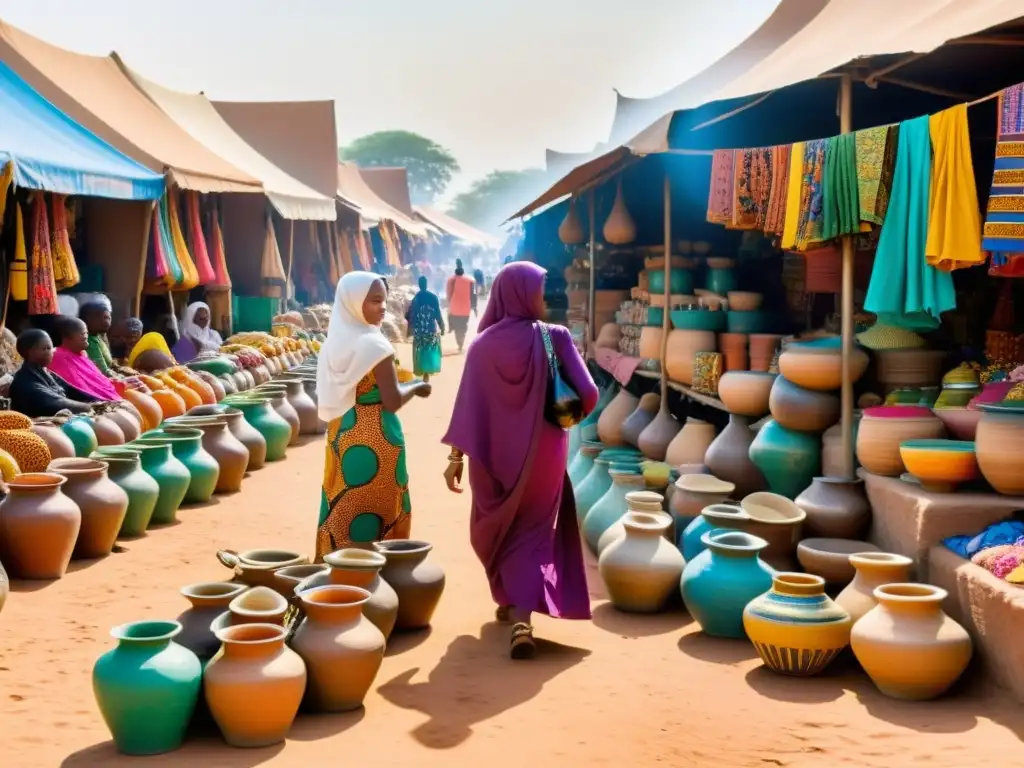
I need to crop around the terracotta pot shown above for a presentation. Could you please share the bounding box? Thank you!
[226,586,289,627]
[638,326,662,361]
[665,329,717,385]
[204,623,306,747]
[743,573,852,676]
[164,416,249,494]
[821,415,861,477]
[779,341,869,392]
[105,408,143,443]
[254,388,300,445]
[740,492,806,571]
[835,552,914,624]
[598,511,684,613]
[637,408,680,461]
[558,198,585,245]
[620,393,660,447]
[273,564,330,603]
[718,332,748,372]
[291,585,387,712]
[704,415,767,498]
[718,372,775,418]
[668,474,734,534]
[769,376,840,433]
[796,538,879,585]
[749,421,821,500]
[48,458,128,560]
[89,415,126,447]
[373,540,445,631]
[603,178,637,245]
[190,405,267,471]
[855,406,944,477]
[749,334,784,372]
[665,417,716,467]
[278,379,320,436]
[975,403,1024,495]
[596,490,668,555]
[851,584,972,700]
[30,419,76,459]
[597,389,639,447]
[874,349,947,392]
[794,477,871,539]
[216,549,309,592]
[301,548,400,640]
[175,582,247,660]
[0,473,81,579]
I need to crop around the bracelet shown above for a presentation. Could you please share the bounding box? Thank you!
[448,448,464,463]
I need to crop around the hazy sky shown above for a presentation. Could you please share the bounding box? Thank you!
[3,0,779,195]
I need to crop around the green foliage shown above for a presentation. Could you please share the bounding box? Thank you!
[339,130,459,204]
[448,168,547,230]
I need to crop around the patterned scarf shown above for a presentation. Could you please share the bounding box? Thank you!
[794,140,827,251]
[732,147,774,230]
[855,125,898,226]
[706,149,735,225]
[982,82,1024,277]
[764,144,791,236]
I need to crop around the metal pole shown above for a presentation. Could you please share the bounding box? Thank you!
[588,193,596,344]
[839,73,855,480]
[659,169,671,407]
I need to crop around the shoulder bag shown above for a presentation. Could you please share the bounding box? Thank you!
[538,322,584,428]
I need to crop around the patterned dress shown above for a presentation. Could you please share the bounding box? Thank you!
[316,363,411,559]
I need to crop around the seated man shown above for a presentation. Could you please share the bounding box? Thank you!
[9,329,102,417]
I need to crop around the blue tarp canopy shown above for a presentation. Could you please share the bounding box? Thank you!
[0,60,164,200]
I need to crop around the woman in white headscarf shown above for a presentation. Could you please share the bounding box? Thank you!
[315,271,431,559]
[180,301,223,354]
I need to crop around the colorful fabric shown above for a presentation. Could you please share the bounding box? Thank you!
[50,194,80,290]
[706,149,735,225]
[780,141,805,249]
[763,144,791,236]
[732,147,773,230]
[27,193,58,315]
[10,201,27,301]
[168,191,198,291]
[126,332,175,369]
[317,365,411,558]
[260,214,287,298]
[794,140,827,251]
[855,125,898,225]
[48,346,120,401]
[86,334,113,375]
[185,191,216,285]
[821,133,861,240]
[864,116,955,331]
[982,83,1024,276]
[206,207,231,289]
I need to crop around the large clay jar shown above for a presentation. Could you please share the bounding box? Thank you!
[93,448,160,537]
[835,552,914,624]
[278,378,320,435]
[740,492,807,572]
[224,397,291,461]
[779,339,869,392]
[599,511,684,612]
[373,540,446,631]
[137,428,219,504]
[743,573,852,676]
[190,405,267,471]
[679,502,750,561]
[254,387,300,445]
[217,549,309,592]
[62,415,99,458]
[975,403,1024,495]
[291,585,387,711]
[718,371,776,418]
[749,419,821,499]
[558,197,585,245]
[665,417,716,467]
[669,474,734,533]
[597,389,639,447]
[596,490,668,555]
[569,440,602,489]
[131,442,190,526]
[165,416,248,494]
[30,418,76,459]
[175,582,247,659]
[93,620,202,756]
[620,393,660,448]
[705,415,768,497]
[300,548,400,639]
[89,414,125,447]
[583,468,646,553]
[665,329,717,385]
[769,376,840,433]
[795,477,871,539]
[105,408,143,443]
[638,408,681,461]
[855,406,944,477]
[204,623,306,747]
[851,583,972,701]
[0,473,81,579]
[49,458,129,560]
[638,326,662,361]
[680,530,775,638]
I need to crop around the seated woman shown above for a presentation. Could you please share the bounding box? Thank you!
[9,329,102,417]
[79,301,115,376]
[47,317,121,402]
[180,301,223,359]
[125,331,177,373]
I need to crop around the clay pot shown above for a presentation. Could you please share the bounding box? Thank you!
[769,376,840,433]
[558,198,585,245]
[303,548,400,640]
[679,502,751,561]
[638,326,662,361]
[373,540,445,631]
[704,415,767,498]
[273,564,329,602]
[740,492,806,572]
[597,389,639,447]
[718,372,775,418]
[291,585,387,712]
[603,178,637,245]
[851,584,972,700]
[138,428,220,504]
[749,334,783,372]
[89,414,125,447]
[30,419,76,459]
[665,330,716,385]
[718,332,748,372]
[779,340,869,391]
[855,406,944,477]
[743,573,852,676]
[92,447,160,537]
[796,538,879,586]
[254,388,301,446]
[637,408,680,461]
[599,512,684,613]
[0,473,81,578]
[794,477,871,539]
[874,349,947,392]
[664,417,716,467]
[49,458,129,560]
[62,415,99,457]
[204,623,306,747]
[123,389,164,431]
[164,416,249,494]
[933,407,981,441]
[583,468,646,553]
[227,586,289,627]
[748,419,821,500]
[975,403,1024,495]
[596,490,668,555]
[669,474,734,533]
[217,549,309,592]
[131,442,189,526]
[569,440,602,489]
[175,582,247,659]
[105,408,143,442]
[620,393,660,448]
[821,415,861,477]
[278,378,320,435]
[835,552,914,624]
[190,405,267,471]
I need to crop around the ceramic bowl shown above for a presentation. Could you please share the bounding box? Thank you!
[676,473,736,495]
[899,439,980,493]
[796,538,880,585]
[698,294,728,311]
[718,371,777,418]
[671,308,727,332]
[933,407,982,441]
[727,311,770,334]
[741,492,807,526]
[727,291,763,311]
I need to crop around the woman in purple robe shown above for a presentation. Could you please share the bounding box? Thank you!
[442,262,598,659]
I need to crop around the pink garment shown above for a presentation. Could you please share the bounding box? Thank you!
[48,347,120,401]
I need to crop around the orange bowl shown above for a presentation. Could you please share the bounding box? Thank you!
[899,439,979,493]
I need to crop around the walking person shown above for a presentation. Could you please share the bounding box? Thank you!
[405,276,445,381]
[446,259,476,352]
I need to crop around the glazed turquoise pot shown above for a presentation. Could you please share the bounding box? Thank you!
[223,396,291,461]
[62,416,98,458]
[582,468,646,552]
[680,530,775,638]
[648,268,694,295]
[92,620,202,756]
[569,440,603,488]
[126,441,190,524]
[137,428,219,504]
[574,448,642,524]
[581,385,615,429]
[706,268,737,295]
[749,419,821,499]
[679,503,748,560]
[94,447,160,537]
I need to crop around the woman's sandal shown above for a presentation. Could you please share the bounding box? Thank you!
[510,622,536,660]
[495,605,512,623]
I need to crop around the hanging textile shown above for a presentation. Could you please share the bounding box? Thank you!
[155,195,183,288]
[167,190,198,291]
[206,206,231,289]
[982,83,1024,277]
[260,214,287,298]
[0,163,12,237]
[820,133,862,241]
[337,224,355,275]
[144,204,170,292]
[185,191,216,285]
[731,147,773,230]
[864,116,955,331]
[10,202,27,301]
[763,145,791,236]
[706,149,735,225]
[27,193,58,315]
[780,141,805,249]
[49,194,81,290]
[855,125,898,226]
[793,140,827,250]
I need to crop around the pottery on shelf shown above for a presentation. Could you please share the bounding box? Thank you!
[778,338,869,392]
[0,473,81,579]
[599,512,685,613]
[638,326,662,361]
[681,530,775,639]
[603,178,637,244]
[740,492,806,572]
[175,582,248,659]
[304,548,400,640]
[975,403,1024,495]
[749,419,821,500]
[583,468,646,553]
[679,502,750,560]
[669,474,734,534]
[164,416,249,494]
[597,389,639,447]
[718,332,748,372]
[621,393,661,448]
[769,376,840,433]
[749,334,784,372]
[718,372,776,418]
[291,585,387,712]
[874,349,947,392]
[30,419,76,459]
[899,439,980,493]
[203,623,306,748]
[856,406,945,477]
[665,329,717,386]
[93,620,202,756]
[704,414,768,497]
[835,551,914,623]
[48,458,128,560]
[665,417,716,467]
[932,407,981,442]
[851,584,972,700]
[93,447,160,538]
[217,548,309,592]
[743,573,852,676]
[130,442,190,526]
[189,405,267,470]
[135,428,220,504]
[596,490,667,555]
[794,477,871,539]
[569,440,603,489]
[637,408,680,461]
[796,538,879,585]
[373,540,445,631]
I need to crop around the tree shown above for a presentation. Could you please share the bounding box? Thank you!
[339,131,460,204]
[448,169,547,231]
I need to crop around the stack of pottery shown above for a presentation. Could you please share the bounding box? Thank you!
[621,393,661,447]
[49,458,129,560]
[779,337,869,393]
[718,332,748,372]
[740,492,806,572]
[821,416,861,477]
[0,473,81,579]
[164,415,249,494]
[175,582,248,659]
[299,548,400,639]
[583,467,646,553]
[835,552,914,623]
[596,490,667,555]
[373,540,445,631]
[794,476,871,539]
[768,376,840,433]
[599,511,684,613]
[597,389,639,447]
[665,329,716,385]
[275,378,320,435]
[637,406,681,461]
[855,406,944,477]
[704,415,767,497]
[718,371,775,419]
[975,402,1024,495]
[93,447,160,537]
[749,419,821,500]
[664,417,715,467]
[668,474,734,534]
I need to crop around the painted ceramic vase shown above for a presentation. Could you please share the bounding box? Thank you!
[620,393,661,448]
[189,404,267,471]
[597,388,639,447]
[596,490,667,555]
[794,477,871,539]
[665,330,717,386]
[165,416,248,494]
[975,403,1024,495]
[717,371,776,418]
[49,458,129,560]
[835,552,914,624]
[136,428,219,504]
[203,623,306,747]
[664,417,716,467]
[291,585,387,712]
[704,415,767,497]
[0,473,81,579]
[749,419,820,500]
[679,502,749,560]
[851,583,972,700]
[768,376,840,433]
[668,475,734,534]
[129,442,190,526]
[743,573,852,676]
[175,582,247,660]
[62,415,98,458]
[569,440,603,489]
[898,439,980,492]
[373,540,445,631]
[739,492,807,572]
[680,530,775,638]
[92,447,160,538]
[223,397,291,462]
[253,386,301,445]
[30,418,76,459]
[599,511,684,613]
[855,406,944,477]
[582,468,646,553]
[778,338,869,392]
[93,620,202,756]
[300,548,400,639]
[638,409,681,461]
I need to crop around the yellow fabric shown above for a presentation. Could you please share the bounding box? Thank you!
[127,332,175,369]
[168,190,199,290]
[0,162,12,235]
[925,104,984,271]
[780,141,805,250]
[50,194,81,290]
[10,202,27,301]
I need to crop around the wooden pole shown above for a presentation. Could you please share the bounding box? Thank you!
[133,200,157,318]
[839,74,856,480]
[659,168,671,407]
[588,192,596,344]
